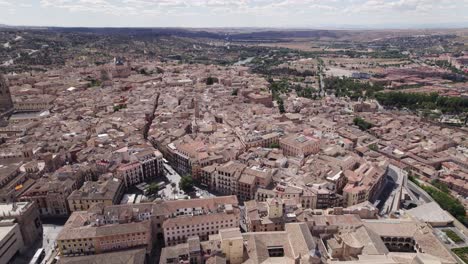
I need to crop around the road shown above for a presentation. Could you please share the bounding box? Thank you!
[11,220,64,264]
[42,222,64,263]
[407,180,435,203]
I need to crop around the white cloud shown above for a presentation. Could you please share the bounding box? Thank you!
[2,0,465,27]
[39,0,339,15]
[0,0,13,6]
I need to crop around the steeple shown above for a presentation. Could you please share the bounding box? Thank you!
[0,74,13,114]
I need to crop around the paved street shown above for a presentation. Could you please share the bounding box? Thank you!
[42,222,64,262]
[11,220,65,264]
[407,180,435,203]
[158,163,215,200]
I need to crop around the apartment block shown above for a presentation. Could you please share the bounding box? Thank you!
[280,134,320,158]
[244,197,300,232]
[20,177,77,217]
[114,147,164,188]
[239,131,281,149]
[158,196,240,246]
[0,221,24,264]
[201,161,273,202]
[343,161,387,207]
[167,140,223,179]
[56,210,152,256]
[67,178,124,212]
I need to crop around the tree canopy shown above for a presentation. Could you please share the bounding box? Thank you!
[179,176,195,193]
[353,117,373,131]
[324,76,384,100]
[375,91,468,114]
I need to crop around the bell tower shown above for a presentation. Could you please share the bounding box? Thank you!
[0,74,13,114]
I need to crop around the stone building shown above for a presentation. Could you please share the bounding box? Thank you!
[0,74,13,116]
[56,210,152,256]
[280,134,321,158]
[0,202,42,247]
[0,220,24,264]
[160,223,321,264]
[67,179,124,212]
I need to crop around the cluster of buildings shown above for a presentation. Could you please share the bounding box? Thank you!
[158,199,459,264]
[51,193,459,264]
[0,54,466,264]
[0,59,166,218]
[352,111,468,196]
[56,196,240,256]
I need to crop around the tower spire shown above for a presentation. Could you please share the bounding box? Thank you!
[0,74,13,116]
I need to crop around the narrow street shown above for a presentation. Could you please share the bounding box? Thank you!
[11,219,65,264]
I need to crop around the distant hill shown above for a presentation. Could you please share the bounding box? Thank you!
[45,27,346,41]
[47,27,223,39]
[2,25,467,42]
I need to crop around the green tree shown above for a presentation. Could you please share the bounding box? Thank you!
[277,98,285,114]
[269,142,280,149]
[113,104,127,112]
[179,176,195,193]
[86,78,102,88]
[324,76,384,100]
[206,76,218,85]
[375,91,468,114]
[353,117,373,131]
[368,143,378,151]
[431,179,450,193]
[421,185,467,225]
[147,183,160,196]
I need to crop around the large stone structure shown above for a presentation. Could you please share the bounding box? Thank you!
[0,202,43,247]
[0,74,13,115]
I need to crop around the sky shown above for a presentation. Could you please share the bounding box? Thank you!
[0,0,468,28]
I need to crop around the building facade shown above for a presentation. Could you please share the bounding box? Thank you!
[0,221,24,264]
[67,179,124,212]
[280,134,321,158]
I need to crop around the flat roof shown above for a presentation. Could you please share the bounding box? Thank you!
[0,202,30,217]
[0,222,17,240]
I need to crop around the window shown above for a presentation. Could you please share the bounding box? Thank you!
[267,247,284,257]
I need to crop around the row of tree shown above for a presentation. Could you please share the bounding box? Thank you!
[434,60,467,81]
[254,67,315,77]
[409,175,468,226]
[421,184,468,226]
[375,92,468,114]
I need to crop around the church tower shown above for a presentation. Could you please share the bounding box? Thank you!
[0,74,13,114]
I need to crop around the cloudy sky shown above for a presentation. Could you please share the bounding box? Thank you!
[0,0,467,28]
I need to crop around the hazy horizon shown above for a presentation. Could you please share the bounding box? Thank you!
[0,0,467,29]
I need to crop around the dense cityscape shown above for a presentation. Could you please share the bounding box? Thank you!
[0,5,468,264]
